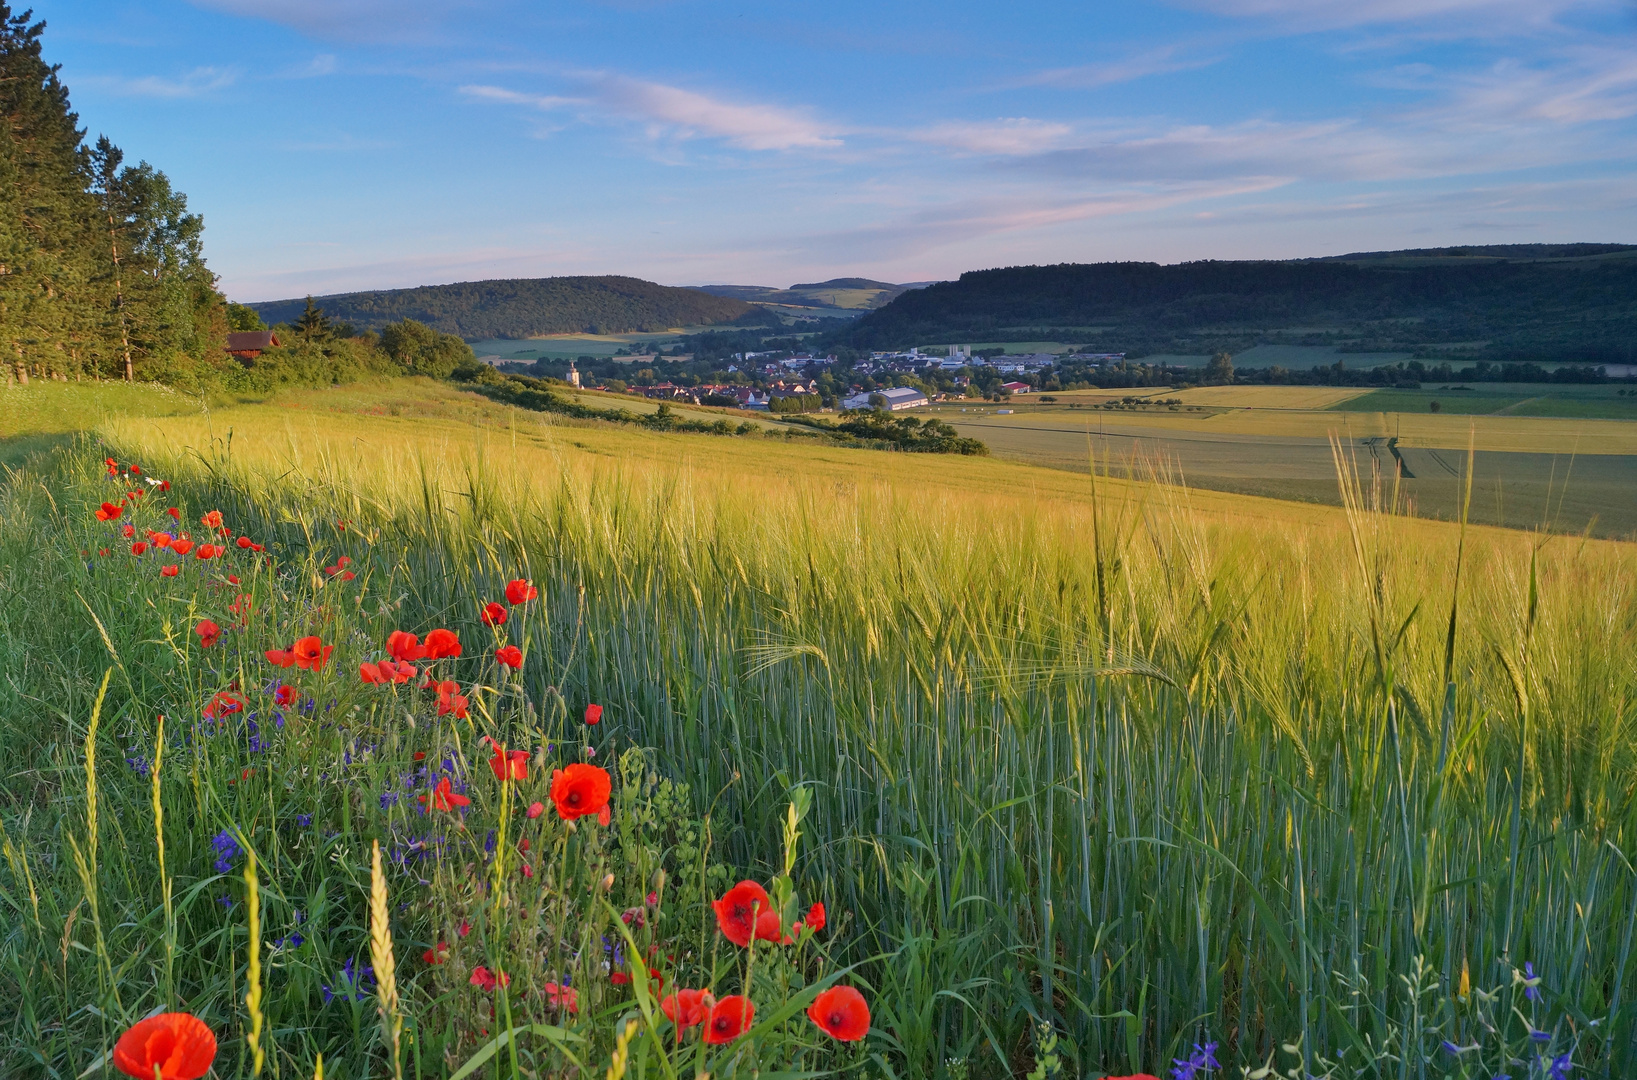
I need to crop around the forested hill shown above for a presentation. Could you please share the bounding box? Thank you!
[251,276,756,339]
[829,246,1637,364]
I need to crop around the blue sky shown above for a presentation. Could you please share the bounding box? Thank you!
[48,0,1637,301]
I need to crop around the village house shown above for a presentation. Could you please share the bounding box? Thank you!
[225,330,280,361]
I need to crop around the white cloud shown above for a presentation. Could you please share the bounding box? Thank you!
[92,66,239,98]
[1173,0,1613,31]
[463,75,844,151]
[910,118,1075,156]
[1025,47,1220,89]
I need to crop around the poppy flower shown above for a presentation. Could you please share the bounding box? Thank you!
[194,620,222,648]
[549,763,612,822]
[661,988,715,1028]
[469,965,509,991]
[386,630,428,662]
[204,691,245,720]
[426,776,470,812]
[152,532,172,548]
[170,538,195,557]
[273,685,297,707]
[525,801,544,819]
[480,602,507,626]
[489,745,528,782]
[131,542,148,555]
[236,536,254,549]
[423,628,461,658]
[704,995,755,1044]
[805,902,826,932]
[458,920,472,937]
[106,457,118,474]
[413,751,426,761]
[228,594,253,619]
[543,982,579,1013]
[435,682,469,719]
[227,575,241,585]
[291,635,333,672]
[755,908,792,945]
[504,578,538,605]
[265,647,296,668]
[200,510,223,529]
[160,565,180,578]
[423,942,450,965]
[195,544,220,560]
[807,986,870,1042]
[122,524,136,538]
[519,863,533,879]
[166,507,181,520]
[712,881,773,948]
[112,1012,217,1080]
[495,645,523,669]
[584,704,603,726]
[98,549,111,557]
[95,501,124,521]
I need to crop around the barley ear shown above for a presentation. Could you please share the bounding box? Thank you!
[370,839,405,1080]
[606,1018,639,1080]
[245,846,265,1076]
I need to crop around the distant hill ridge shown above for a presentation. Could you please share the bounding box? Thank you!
[828,244,1637,365]
[250,275,755,340]
[691,278,920,312]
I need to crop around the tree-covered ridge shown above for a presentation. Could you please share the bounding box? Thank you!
[250,275,756,339]
[830,250,1637,365]
[0,5,223,383]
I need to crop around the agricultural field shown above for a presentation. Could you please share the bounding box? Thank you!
[3,379,1637,1080]
[463,329,706,361]
[929,390,1637,537]
[1333,382,1637,420]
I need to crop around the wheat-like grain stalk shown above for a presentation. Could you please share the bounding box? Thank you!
[244,845,265,1077]
[152,713,174,1003]
[370,839,404,1080]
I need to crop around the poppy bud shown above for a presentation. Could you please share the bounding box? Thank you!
[600,873,615,893]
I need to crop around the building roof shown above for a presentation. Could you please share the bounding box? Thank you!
[226,331,280,353]
[878,387,927,403]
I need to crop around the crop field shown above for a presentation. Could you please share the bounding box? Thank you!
[4,380,1637,1080]
[1164,386,1373,409]
[1334,384,1637,420]
[1229,344,1416,370]
[463,329,710,360]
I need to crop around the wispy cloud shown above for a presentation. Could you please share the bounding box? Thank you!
[1024,46,1220,89]
[91,66,239,98]
[463,75,844,151]
[1173,0,1613,32]
[910,118,1075,155]
[188,0,469,42]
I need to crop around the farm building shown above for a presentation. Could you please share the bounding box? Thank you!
[1001,381,1031,394]
[843,386,928,411]
[225,331,280,360]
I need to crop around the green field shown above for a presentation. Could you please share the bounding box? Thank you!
[4,380,1637,1079]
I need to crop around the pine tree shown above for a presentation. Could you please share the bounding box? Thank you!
[295,296,333,343]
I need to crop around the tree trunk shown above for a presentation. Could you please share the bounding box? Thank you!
[107,206,133,381]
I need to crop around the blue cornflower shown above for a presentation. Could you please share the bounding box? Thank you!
[211,830,242,873]
[1171,1041,1219,1080]
[1525,961,1542,1001]
[1548,1052,1573,1080]
[380,791,399,810]
[1531,1030,1552,1043]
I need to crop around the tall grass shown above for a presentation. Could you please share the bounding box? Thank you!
[2,408,1635,1077]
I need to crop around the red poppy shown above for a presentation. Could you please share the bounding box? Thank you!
[435,682,469,719]
[227,575,241,585]
[458,919,471,937]
[105,457,118,474]
[274,685,298,707]
[520,863,533,878]
[504,578,538,605]
[543,982,579,1013]
[291,635,333,672]
[413,750,427,761]
[805,901,826,932]
[228,594,253,619]
[200,510,223,529]
[204,691,245,720]
[152,532,172,548]
[755,907,792,945]
[121,524,136,538]
[195,543,220,560]
[807,986,870,1042]
[112,1012,217,1080]
[423,942,450,965]
[160,565,180,578]
[704,995,755,1044]
[661,988,715,1028]
[525,801,544,818]
[265,646,296,667]
[489,745,528,782]
[549,763,612,822]
[236,535,254,549]
[712,881,773,948]
[131,542,148,555]
[194,620,222,648]
[480,601,507,626]
[495,645,523,669]
[129,464,141,474]
[584,703,603,726]
[469,965,509,991]
[95,501,124,521]
[426,776,470,812]
[423,628,461,658]
[386,630,428,662]
[166,507,181,520]
[170,538,195,556]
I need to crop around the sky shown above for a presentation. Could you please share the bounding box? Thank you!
[46,0,1637,301]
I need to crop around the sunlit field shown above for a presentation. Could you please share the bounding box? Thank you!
[2,380,1635,1078]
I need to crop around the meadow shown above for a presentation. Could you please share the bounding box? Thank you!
[2,379,1636,1079]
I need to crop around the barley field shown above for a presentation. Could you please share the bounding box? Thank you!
[2,381,1635,1079]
